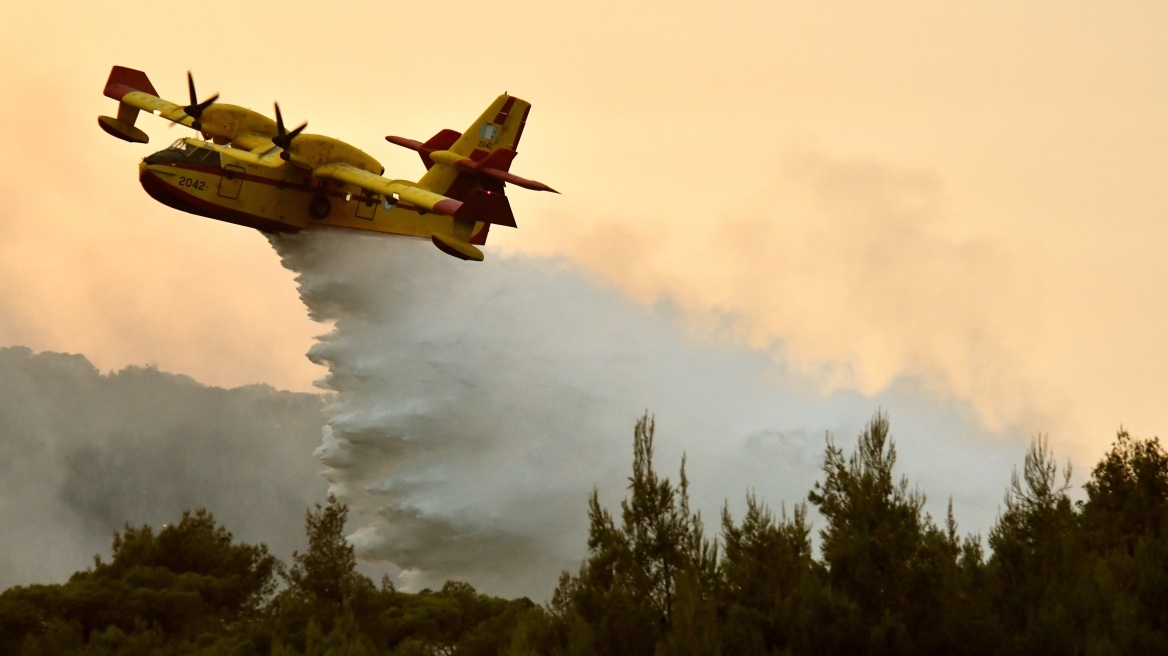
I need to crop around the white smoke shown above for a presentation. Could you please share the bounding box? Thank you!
[0,347,326,590]
[269,231,1023,600]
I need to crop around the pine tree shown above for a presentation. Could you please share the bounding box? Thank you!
[285,495,365,613]
[807,411,955,654]
[274,495,375,650]
[719,495,818,655]
[552,413,714,655]
[1081,430,1168,550]
[0,510,278,652]
[987,434,1077,654]
[1074,430,1168,652]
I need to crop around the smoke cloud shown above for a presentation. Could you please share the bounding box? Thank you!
[270,232,1021,599]
[517,149,1051,434]
[0,347,325,590]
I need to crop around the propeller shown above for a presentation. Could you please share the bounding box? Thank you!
[262,102,308,161]
[181,71,219,132]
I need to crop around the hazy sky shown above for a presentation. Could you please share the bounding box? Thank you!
[2,0,1167,592]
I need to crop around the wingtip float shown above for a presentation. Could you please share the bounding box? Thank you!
[98,65,556,262]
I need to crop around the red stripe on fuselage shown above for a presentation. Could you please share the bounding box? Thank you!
[142,167,491,247]
[141,163,438,229]
[139,169,298,233]
[147,161,404,206]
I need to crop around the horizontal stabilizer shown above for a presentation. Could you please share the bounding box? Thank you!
[389,127,556,193]
[478,166,558,193]
[478,147,517,172]
[386,129,461,170]
[473,147,556,192]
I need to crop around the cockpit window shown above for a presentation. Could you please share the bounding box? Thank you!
[190,147,217,163]
[167,140,218,162]
[191,146,222,167]
[146,140,223,168]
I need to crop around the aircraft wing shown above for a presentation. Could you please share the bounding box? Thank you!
[231,133,276,152]
[313,162,461,216]
[101,66,276,147]
[315,162,518,229]
[99,66,205,144]
[191,139,283,168]
[116,93,197,129]
[103,67,196,128]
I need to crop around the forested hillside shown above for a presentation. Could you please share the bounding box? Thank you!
[2,411,1165,654]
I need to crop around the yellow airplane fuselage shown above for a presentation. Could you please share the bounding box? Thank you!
[138,138,488,243]
[99,65,555,261]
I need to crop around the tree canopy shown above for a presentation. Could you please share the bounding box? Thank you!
[3,412,1167,654]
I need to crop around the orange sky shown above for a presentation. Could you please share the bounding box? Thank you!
[3,0,1168,463]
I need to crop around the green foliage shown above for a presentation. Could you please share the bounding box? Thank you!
[271,493,378,651]
[0,509,276,654]
[1081,429,1168,549]
[718,495,818,655]
[986,433,1078,653]
[283,495,364,612]
[1072,430,1168,652]
[106,508,279,618]
[806,411,963,652]
[552,413,715,655]
[267,495,540,655]
[369,580,540,655]
[5,412,1168,654]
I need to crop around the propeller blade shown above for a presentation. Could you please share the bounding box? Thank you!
[278,121,308,161]
[188,93,219,116]
[286,121,307,141]
[274,102,285,136]
[182,71,219,131]
[270,102,307,159]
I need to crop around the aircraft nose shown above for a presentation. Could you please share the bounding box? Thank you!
[137,163,185,210]
[138,161,156,183]
[138,162,168,187]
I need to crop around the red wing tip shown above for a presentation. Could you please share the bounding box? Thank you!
[432,198,462,216]
[104,65,158,99]
[385,135,418,147]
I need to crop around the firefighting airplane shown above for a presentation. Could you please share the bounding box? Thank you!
[98,66,556,261]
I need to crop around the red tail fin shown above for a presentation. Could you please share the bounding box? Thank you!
[103,65,158,100]
[454,190,515,228]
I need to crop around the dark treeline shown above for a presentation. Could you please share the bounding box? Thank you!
[2,411,1167,654]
